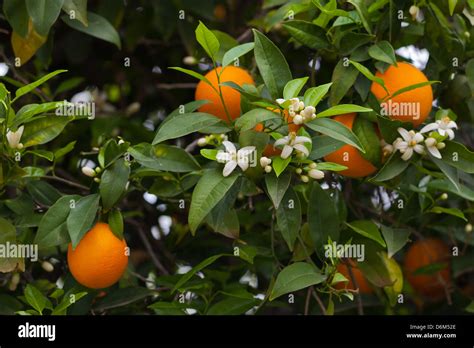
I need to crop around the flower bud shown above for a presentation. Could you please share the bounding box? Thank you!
[93,177,101,183]
[295,168,302,174]
[309,162,317,169]
[293,115,304,125]
[436,142,446,150]
[183,56,198,65]
[42,261,54,272]
[82,166,96,177]
[118,139,125,145]
[425,137,436,147]
[265,165,272,173]
[409,5,419,19]
[197,138,208,147]
[260,156,271,167]
[465,223,473,233]
[300,175,309,183]
[440,193,448,200]
[308,169,324,180]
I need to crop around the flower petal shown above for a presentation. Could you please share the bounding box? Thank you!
[222,160,237,177]
[401,147,413,161]
[414,144,425,154]
[427,145,442,159]
[216,151,229,163]
[294,136,312,144]
[397,127,410,141]
[281,145,293,159]
[447,121,458,129]
[413,132,424,143]
[274,137,289,147]
[446,129,455,140]
[419,123,438,133]
[293,143,309,157]
[237,157,250,171]
[222,140,236,154]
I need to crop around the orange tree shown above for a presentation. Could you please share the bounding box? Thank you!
[0,0,473,315]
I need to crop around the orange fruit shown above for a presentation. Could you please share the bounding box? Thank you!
[404,238,451,299]
[335,260,373,294]
[214,4,227,21]
[323,113,378,178]
[370,62,433,127]
[195,66,254,123]
[67,222,129,289]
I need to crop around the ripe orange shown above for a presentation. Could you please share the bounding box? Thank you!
[335,260,373,294]
[404,238,451,299]
[195,66,254,123]
[323,113,378,178]
[370,62,433,127]
[67,222,129,289]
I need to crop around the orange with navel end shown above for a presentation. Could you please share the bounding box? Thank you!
[195,66,254,123]
[323,113,378,178]
[404,238,451,299]
[370,62,433,127]
[67,222,129,289]
[335,260,373,294]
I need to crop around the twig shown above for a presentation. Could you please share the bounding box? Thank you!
[40,176,89,191]
[237,28,252,43]
[156,83,197,90]
[185,138,200,153]
[304,288,312,315]
[346,262,364,315]
[127,219,169,275]
[311,288,327,315]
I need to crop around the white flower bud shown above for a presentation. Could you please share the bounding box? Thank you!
[425,137,436,147]
[296,168,302,174]
[265,165,272,173]
[118,139,125,145]
[260,156,271,167]
[309,162,317,169]
[42,261,54,272]
[466,223,473,233]
[436,142,446,149]
[440,193,448,200]
[197,138,208,147]
[6,126,24,149]
[276,98,286,105]
[301,175,309,183]
[183,56,198,65]
[308,169,324,180]
[409,5,419,19]
[293,115,304,125]
[81,166,96,177]
[93,177,101,183]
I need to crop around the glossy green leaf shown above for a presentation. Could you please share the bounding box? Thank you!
[265,171,291,209]
[306,118,364,152]
[276,187,301,251]
[100,158,130,210]
[222,42,254,67]
[67,194,100,249]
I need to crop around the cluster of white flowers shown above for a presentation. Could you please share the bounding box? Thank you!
[216,141,256,177]
[274,133,312,159]
[260,156,272,173]
[276,97,316,125]
[387,117,458,161]
[296,162,324,182]
[6,126,24,150]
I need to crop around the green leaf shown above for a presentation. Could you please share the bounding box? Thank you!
[3,0,29,38]
[61,0,88,26]
[389,81,439,100]
[283,77,308,100]
[347,0,372,34]
[24,284,50,315]
[54,141,76,160]
[272,156,291,177]
[35,195,80,249]
[270,262,326,301]
[172,254,228,293]
[309,136,344,159]
[304,83,332,108]
[317,104,372,118]
[282,20,329,50]
[26,149,54,162]
[380,225,410,258]
[189,169,239,233]
[52,291,87,315]
[316,162,348,171]
[265,171,291,209]
[428,179,474,202]
[235,108,281,131]
[93,287,153,311]
[207,296,259,315]
[449,0,458,15]
[430,154,460,191]
[169,67,214,88]
[200,149,218,161]
[26,0,63,36]
[207,207,240,239]
[100,158,130,210]
[441,141,474,174]
[306,118,364,152]
[308,183,340,254]
[346,220,386,247]
[129,143,200,173]
[11,102,61,129]
[253,29,292,99]
[14,70,67,102]
[370,153,409,182]
[153,113,222,145]
[26,180,62,206]
[21,116,71,148]
[98,139,128,168]
[222,42,254,67]
[67,194,100,249]
[195,21,220,61]
[428,206,467,221]
[329,60,359,106]
[368,41,397,65]
[352,116,381,167]
[108,209,124,239]
[276,187,301,251]
[350,60,387,94]
[62,12,121,49]
[54,76,84,96]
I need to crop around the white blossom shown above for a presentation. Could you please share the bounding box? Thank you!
[216,141,255,177]
[393,128,424,161]
[308,168,324,180]
[260,156,272,167]
[6,125,24,149]
[424,137,445,159]
[81,166,96,177]
[274,133,312,159]
[420,117,458,140]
